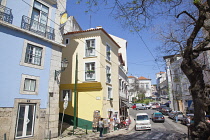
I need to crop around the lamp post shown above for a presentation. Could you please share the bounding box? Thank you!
[54,58,69,80]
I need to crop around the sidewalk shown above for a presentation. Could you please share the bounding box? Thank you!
[51,115,135,140]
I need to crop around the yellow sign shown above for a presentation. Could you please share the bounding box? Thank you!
[60,13,68,24]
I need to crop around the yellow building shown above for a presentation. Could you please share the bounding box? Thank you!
[59,27,120,130]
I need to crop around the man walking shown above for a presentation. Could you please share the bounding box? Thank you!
[99,118,104,137]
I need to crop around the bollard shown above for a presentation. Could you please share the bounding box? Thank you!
[49,130,51,140]
[86,125,87,134]
[4,133,6,140]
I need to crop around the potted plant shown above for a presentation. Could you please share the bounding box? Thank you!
[109,98,113,101]
[87,70,95,73]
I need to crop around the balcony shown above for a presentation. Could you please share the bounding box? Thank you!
[21,15,55,40]
[0,5,13,24]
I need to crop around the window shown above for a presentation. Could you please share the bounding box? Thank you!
[65,38,69,45]
[106,44,111,61]
[24,44,43,66]
[107,87,112,100]
[61,90,71,101]
[16,104,36,138]
[20,40,45,69]
[31,0,49,33]
[24,79,36,92]
[85,62,95,81]
[106,66,111,83]
[85,39,95,57]
[20,74,39,95]
[146,84,149,89]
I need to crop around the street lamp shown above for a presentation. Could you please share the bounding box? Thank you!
[54,58,69,80]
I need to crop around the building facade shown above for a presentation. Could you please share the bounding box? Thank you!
[59,27,120,130]
[138,76,152,97]
[0,0,81,139]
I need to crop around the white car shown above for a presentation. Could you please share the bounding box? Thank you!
[135,113,151,130]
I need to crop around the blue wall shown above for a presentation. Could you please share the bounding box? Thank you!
[0,25,52,108]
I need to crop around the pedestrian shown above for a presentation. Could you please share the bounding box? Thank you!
[175,113,178,123]
[187,116,191,125]
[206,117,210,123]
[125,117,130,130]
[190,117,194,124]
[98,118,104,137]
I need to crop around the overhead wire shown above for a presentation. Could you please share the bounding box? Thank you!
[115,0,162,73]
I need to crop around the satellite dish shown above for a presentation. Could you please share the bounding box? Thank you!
[60,13,68,24]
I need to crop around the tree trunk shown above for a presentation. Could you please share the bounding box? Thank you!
[181,57,210,139]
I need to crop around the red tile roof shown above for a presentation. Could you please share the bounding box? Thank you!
[64,28,121,48]
[138,76,151,80]
[128,76,135,78]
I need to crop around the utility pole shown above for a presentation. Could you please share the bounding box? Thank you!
[73,54,78,134]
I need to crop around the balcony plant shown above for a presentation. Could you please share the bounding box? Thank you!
[86,70,95,73]
[109,98,113,100]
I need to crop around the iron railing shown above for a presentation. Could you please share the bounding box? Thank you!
[21,15,55,40]
[0,4,13,24]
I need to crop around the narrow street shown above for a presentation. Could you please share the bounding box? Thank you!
[105,108,188,140]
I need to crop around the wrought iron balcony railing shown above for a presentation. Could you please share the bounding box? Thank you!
[0,4,13,24]
[21,15,55,40]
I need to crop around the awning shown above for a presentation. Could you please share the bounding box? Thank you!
[122,101,131,107]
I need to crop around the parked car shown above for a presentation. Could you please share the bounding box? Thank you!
[132,104,136,109]
[160,107,172,115]
[151,112,165,123]
[145,104,151,109]
[135,113,151,130]
[181,114,194,125]
[135,103,147,110]
[151,103,160,109]
[157,105,167,111]
[168,111,183,120]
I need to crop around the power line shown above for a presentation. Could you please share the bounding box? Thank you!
[115,0,162,73]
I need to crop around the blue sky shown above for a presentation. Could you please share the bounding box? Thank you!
[66,1,165,84]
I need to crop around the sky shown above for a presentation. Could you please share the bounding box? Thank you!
[66,1,166,84]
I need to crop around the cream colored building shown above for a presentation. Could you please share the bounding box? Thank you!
[59,27,120,130]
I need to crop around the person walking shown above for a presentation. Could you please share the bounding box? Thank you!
[98,118,104,137]
[175,113,178,123]
[125,117,130,130]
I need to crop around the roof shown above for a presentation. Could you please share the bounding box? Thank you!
[138,76,151,80]
[128,76,135,78]
[156,71,165,74]
[136,113,148,116]
[64,27,121,48]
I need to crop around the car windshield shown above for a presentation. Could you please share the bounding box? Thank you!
[137,115,149,120]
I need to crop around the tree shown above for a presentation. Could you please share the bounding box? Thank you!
[137,88,146,100]
[76,0,210,139]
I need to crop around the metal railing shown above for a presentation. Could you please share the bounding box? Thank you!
[21,15,55,40]
[0,4,13,24]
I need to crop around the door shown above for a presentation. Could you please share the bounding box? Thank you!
[16,104,36,138]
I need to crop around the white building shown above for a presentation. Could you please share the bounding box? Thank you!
[138,76,152,97]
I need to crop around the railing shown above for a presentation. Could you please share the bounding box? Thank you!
[21,15,55,40]
[0,4,13,24]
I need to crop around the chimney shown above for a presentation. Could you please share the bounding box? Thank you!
[96,26,102,29]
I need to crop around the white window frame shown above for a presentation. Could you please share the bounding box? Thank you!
[85,62,96,81]
[20,74,40,95]
[107,86,112,100]
[60,89,72,101]
[85,39,96,57]
[106,65,111,83]
[20,40,45,69]
[28,0,51,27]
[106,43,111,61]
[15,104,36,138]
